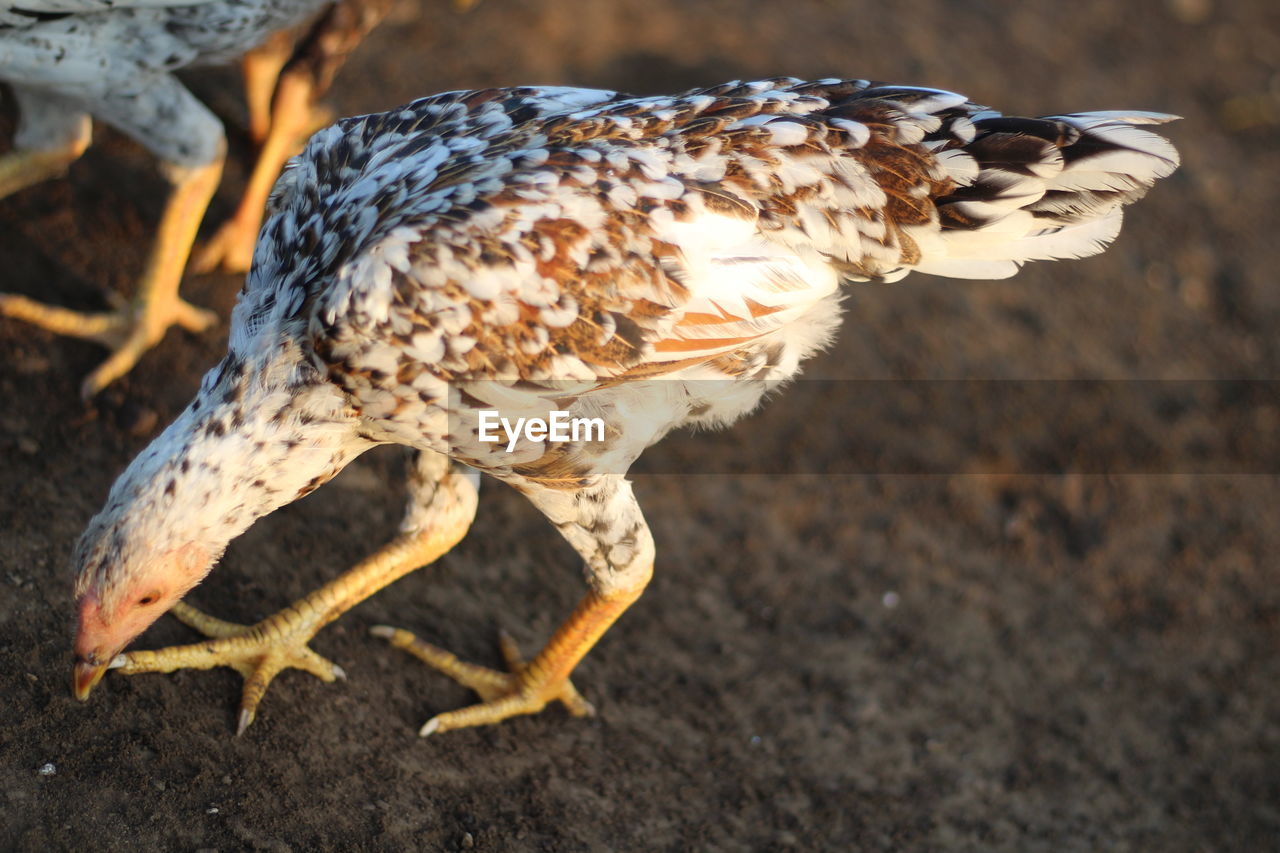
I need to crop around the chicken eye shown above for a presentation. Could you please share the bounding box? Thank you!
[137,593,158,607]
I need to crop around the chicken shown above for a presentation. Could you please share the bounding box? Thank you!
[195,0,484,274]
[0,0,390,397]
[70,78,1179,735]
[191,0,396,274]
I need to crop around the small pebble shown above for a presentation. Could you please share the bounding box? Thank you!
[461,832,475,849]
[207,807,219,815]
[882,591,900,609]
[37,763,56,776]
[17,437,38,455]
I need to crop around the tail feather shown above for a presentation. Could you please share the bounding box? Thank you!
[918,109,1179,279]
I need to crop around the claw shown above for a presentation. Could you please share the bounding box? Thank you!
[1,153,222,397]
[373,624,594,736]
[115,601,344,734]
[236,709,255,738]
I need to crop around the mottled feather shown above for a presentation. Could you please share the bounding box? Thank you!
[67,77,1178,733]
[223,79,1177,478]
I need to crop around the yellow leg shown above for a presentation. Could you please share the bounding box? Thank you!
[113,486,476,735]
[375,576,649,736]
[192,68,330,273]
[0,135,88,198]
[0,152,223,398]
[242,30,295,146]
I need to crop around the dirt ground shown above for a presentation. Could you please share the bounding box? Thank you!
[1,0,1278,849]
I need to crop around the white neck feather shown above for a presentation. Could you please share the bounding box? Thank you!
[74,348,369,601]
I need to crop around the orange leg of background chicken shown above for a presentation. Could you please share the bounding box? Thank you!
[193,0,395,273]
[0,131,90,198]
[0,156,222,398]
[0,80,223,398]
[191,64,328,273]
[242,30,296,147]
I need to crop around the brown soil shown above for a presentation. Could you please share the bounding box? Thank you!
[1,0,1277,849]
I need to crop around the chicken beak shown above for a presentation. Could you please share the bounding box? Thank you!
[73,659,109,701]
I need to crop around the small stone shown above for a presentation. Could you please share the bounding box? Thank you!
[37,763,56,776]
[461,832,475,849]
[17,437,38,455]
[882,591,900,609]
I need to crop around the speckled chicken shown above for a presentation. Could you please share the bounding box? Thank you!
[0,0,393,397]
[69,78,1179,735]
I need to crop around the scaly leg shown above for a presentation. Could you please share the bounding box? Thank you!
[0,75,227,397]
[375,474,655,735]
[0,141,89,198]
[190,69,323,273]
[371,625,595,721]
[242,30,296,146]
[0,155,223,397]
[113,454,479,734]
[374,585,644,735]
[0,89,92,198]
[193,0,392,273]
